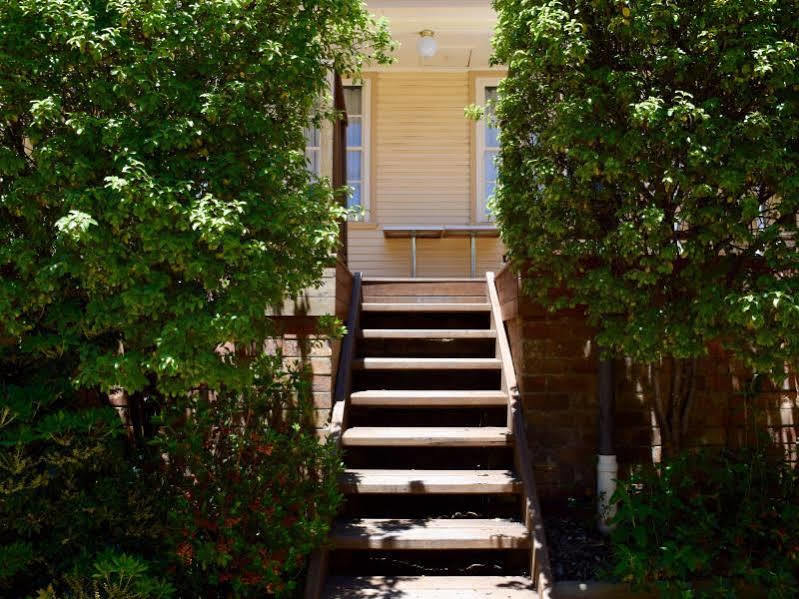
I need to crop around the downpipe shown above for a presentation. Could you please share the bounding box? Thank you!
[597,454,618,534]
[597,355,617,535]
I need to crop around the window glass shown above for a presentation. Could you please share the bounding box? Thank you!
[347,116,362,147]
[347,150,362,180]
[344,86,365,217]
[481,86,500,219]
[344,87,362,114]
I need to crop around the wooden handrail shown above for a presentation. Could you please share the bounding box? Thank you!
[305,272,362,599]
[486,271,555,599]
[332,272,363,420]
[486,272,518,410]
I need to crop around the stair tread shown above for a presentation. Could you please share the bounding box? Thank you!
[323,575,536,598]
[341,469,521,494]
[362,302,490,312]
[350,390,507,407]
[354,357,502,370]
[331,518,530,550]
[342,426,513,447]
[361,329,496,339]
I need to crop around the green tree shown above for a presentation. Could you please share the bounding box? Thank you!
[492,0,799,453]
[0,1,391,595]
[0,0,392,400]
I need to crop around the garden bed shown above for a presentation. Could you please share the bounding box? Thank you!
[542,497,613,582]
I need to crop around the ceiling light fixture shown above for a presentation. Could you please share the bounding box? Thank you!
[417,29,438,58]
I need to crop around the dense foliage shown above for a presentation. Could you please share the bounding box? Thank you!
[610,448,799,598]
[1,0,390,596]
[0,0,391,397]
[155,356,342,597]
[492,0,799,447]
[0,376,167,594]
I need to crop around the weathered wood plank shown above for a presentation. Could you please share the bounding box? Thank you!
[340,469,522,494]
[341,426,513,447]
[324,576,537,598]
[353,357,501,370]
[350,390,507,407]
[362,281,486,298]
[361,295,489,304]
[330,518,530,550]
[360,329,496,339]
[362,302,490,312]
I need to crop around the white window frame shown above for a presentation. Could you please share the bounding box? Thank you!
[475,77,502,223]
[343,78,372,222]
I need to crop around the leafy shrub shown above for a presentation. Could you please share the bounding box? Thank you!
[0,381,168,596]
[37,552,174,599]
[492,0,799,452]
[610,448,799,598]
[153,355,342,597]
[1,0,383,595]
[0,0,391,400]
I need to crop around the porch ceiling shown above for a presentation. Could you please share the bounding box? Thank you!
[366,0,499,70]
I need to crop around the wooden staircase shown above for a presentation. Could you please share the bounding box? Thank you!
[307,275,553,599]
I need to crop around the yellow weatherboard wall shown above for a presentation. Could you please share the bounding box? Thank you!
[347,71,505,277]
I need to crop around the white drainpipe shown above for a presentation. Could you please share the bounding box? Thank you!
[597,454,618,534]
[597,356,617,534]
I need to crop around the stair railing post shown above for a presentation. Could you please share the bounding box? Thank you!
[305,272,362,599]
[486,271,555,599]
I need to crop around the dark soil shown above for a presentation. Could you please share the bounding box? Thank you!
[543,497,614,581]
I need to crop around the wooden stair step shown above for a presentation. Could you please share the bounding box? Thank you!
[353,358,501,370]
[362,302,490,312]
[350,390,507,407]
[323,576,536,598]
[330,518,530,550]
[363,277,484,283]
[361,328,496,339]
[342,426,513,447]
[341,469,521,494]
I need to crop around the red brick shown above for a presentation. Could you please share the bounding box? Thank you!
[523,393,571,410]
[547,375,595,394]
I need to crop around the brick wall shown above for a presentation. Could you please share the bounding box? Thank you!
[268,260,353,437]
[496,265,799,499]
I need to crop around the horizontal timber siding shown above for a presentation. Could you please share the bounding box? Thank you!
[346,69,505,277]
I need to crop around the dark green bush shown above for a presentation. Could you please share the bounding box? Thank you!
[153,355,342,597]
[610,448,799,598]
[0,381,167,595]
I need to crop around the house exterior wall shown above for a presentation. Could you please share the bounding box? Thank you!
[497,265,799,499]
[346,71,505,277]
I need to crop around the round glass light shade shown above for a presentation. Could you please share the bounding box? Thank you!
[417,34,437,58]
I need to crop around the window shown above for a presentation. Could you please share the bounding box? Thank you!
[476,79,501,222]
[343,80,371,221]
[304,126,321,177]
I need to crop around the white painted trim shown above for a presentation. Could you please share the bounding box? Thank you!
[343,78,372,222]
[475,76,502,223]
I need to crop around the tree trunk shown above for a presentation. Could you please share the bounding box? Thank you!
[649,357,698,459]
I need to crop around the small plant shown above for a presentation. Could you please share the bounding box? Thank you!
[610,447,799,598]
[37,552,174,599]
[154,355,343,597]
